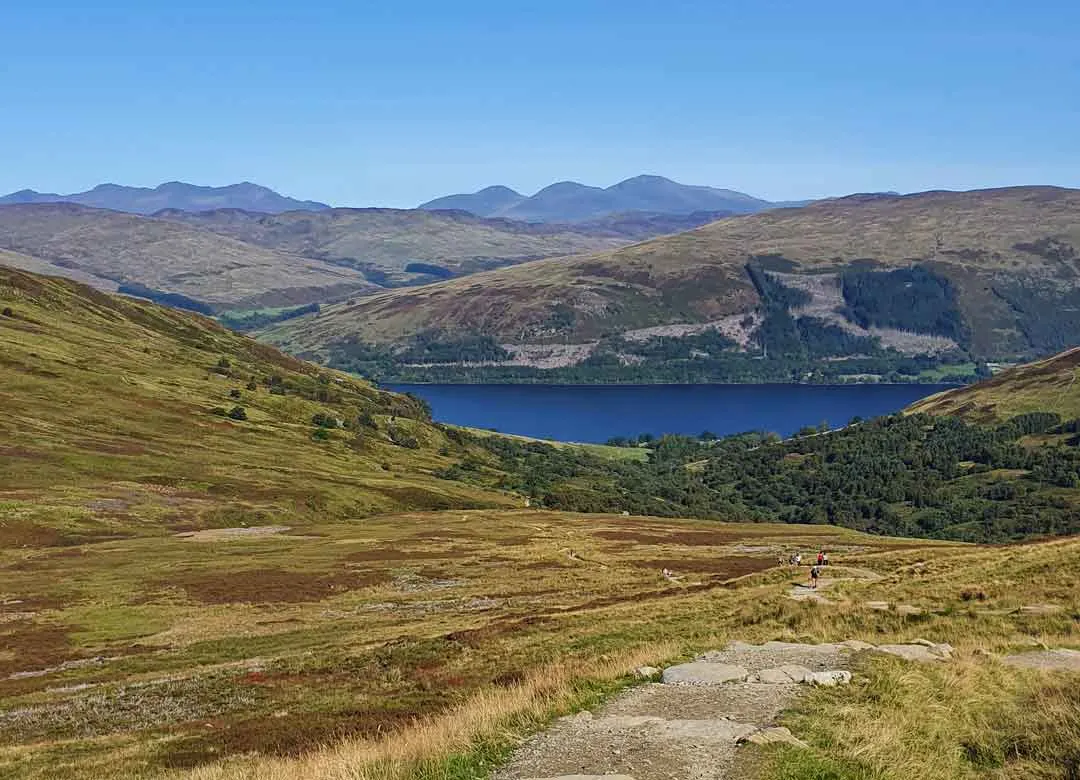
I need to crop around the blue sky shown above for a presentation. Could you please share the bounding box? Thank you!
[2,0,1078,206]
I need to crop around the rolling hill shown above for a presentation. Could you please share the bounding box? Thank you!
[908,346,1080,421]
[419,174,774,221]
[0,203,373,309]
[267,186,1080,382]
[0,181,329,214]
[153,207,630,280]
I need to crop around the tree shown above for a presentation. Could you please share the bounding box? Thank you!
[227,406,247,421]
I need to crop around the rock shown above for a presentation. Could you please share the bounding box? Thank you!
[911,638,936,647]
[757,664,814,684]
[865,601,890,611]
[1001,649,1080,672]
[874,643,951,663]
[840,639,876,651]
[634,666,660,679]
[896,605,923,616]
[661,662,749,685]
[738,726,809,748]
[807,670,852,686]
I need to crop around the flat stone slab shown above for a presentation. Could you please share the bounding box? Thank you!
[738,726,808,748]
[875,643,953,662]
[755,665,813,684]
[662,662,748,685]
[1002,649,1080,672]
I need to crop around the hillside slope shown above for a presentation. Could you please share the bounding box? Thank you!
[267,186,1080,381]
[0,204,374,309]
[909,346,1080,421]
[0,263,515,548]
[0,181,329,214]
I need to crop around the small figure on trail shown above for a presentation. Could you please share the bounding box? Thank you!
[817,550,825,566]
[822,551,830,566]
[809,564,821,589]
[795,553,802,566]
[777,555,785,567]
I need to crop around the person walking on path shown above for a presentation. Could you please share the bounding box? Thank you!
[809,564,821,589]
[822,551,830,566]
[817,550,825,566]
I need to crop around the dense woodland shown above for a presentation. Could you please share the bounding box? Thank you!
[444,412,1080,542]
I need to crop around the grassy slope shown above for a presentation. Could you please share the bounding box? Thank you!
[263,186,1080,353]
[0,204,375,309]
[0,263,514,547]
[910,346,1080,422]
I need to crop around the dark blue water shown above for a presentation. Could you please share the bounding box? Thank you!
[388,384,953,443]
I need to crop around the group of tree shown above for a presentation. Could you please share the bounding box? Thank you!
[442,411,1080,543]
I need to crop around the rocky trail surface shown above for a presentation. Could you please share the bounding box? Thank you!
[494,639,953,780]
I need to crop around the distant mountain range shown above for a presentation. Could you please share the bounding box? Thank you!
[0,181,329,215]
[418,175,798,222]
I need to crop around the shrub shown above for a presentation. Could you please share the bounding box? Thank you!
[1,307,13,318]
[312,428,331,441]
[229,389,242,399]
[210,407,228,416]
[227,406,247,421]
[357,411,378,429]
[311,412,339,429]
[246,380,258,391]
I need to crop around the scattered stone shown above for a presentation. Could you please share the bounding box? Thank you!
[807,670,852,686]
[865,601,890,611]
[911,638,936,647]
[522,776,637,780]
[874,643,952,662]
[1001,649,1080,672]
[756,665,813,684]
[634,666,660,680]
[839,639,876,651]
[738,726,809,749]
[661,662,749,686]
[896,605,924,616]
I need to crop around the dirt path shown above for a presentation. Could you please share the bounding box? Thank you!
[495,564,954,780]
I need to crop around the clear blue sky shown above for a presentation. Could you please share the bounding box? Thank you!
[2,0,1078,206]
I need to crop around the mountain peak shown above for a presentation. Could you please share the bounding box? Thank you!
[421,175,775,222]
[0,182,329,214]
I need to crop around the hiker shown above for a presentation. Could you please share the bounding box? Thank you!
[809,564,821,589]
[817,550,824,566]
[822,551,830,566]
[794,552,802,566]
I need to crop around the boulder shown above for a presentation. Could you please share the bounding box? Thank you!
[634,666,661,679]
[662,662,748,685]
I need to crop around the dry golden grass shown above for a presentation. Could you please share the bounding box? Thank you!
[179,643,677,780]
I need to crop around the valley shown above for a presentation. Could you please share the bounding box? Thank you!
[2,238,1080,780]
